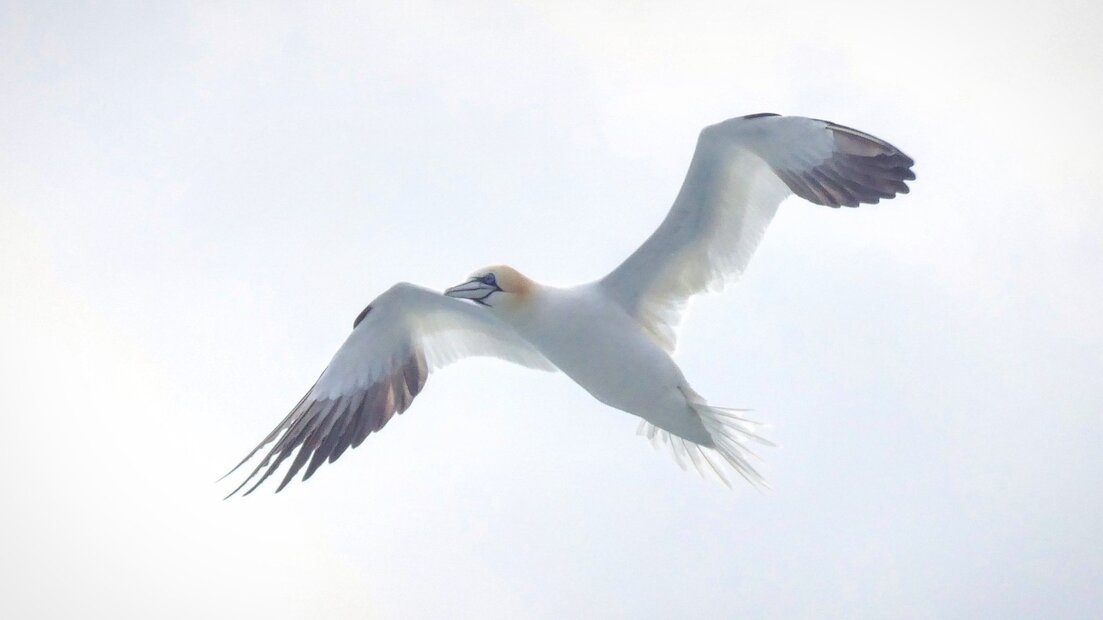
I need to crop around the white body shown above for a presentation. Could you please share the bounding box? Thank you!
[503,283,710,444]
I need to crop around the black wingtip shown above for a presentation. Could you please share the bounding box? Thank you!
[774,119,915,208]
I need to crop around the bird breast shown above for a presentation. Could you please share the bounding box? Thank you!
[509,284,685,413]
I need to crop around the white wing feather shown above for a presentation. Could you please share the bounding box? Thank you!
[224,282,552,495]
[600,114,915,351]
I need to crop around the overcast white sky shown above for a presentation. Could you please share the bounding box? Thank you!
[2,1,1101,618]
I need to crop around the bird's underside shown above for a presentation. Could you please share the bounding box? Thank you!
[223,113,915,496]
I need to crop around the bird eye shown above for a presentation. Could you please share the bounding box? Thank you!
[482,274,497,286]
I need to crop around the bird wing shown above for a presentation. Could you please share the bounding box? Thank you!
[223,282,553,496]
[599,113,915,352]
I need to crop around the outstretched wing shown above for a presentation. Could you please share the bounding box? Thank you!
[600,113,915,352]
[223,282,553,496]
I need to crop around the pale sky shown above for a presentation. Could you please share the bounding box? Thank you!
[2,1,1101,618]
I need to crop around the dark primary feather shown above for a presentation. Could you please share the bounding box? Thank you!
[776,119,915,208]
[740,112,781,120]
[353,304,373,328]
[222,347,429,497]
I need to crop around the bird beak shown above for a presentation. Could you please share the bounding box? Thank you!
[444,279,499,305]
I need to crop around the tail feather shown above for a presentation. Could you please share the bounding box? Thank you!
[637,402,772,489]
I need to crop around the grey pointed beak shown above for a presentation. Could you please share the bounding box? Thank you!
[444,279,498,305]
[443,278,491,300]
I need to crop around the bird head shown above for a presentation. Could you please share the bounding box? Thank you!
[444,264,534,311]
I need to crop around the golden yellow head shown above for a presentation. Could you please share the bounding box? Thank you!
[444,264,535,309]
[475,265,534,296]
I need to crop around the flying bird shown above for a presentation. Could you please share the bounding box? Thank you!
[223,113,914,495]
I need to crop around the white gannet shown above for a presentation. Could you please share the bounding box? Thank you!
[223,113,914,495]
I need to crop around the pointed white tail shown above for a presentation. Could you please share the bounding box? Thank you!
[638,402,773,489]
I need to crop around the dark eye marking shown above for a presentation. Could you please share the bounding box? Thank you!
[480,273,497,286]
[353,304,373,328]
